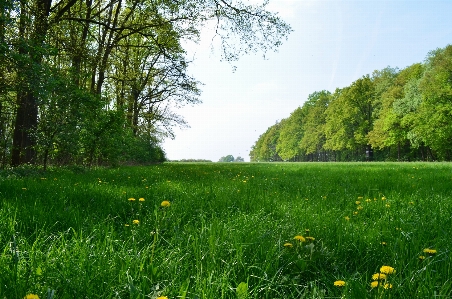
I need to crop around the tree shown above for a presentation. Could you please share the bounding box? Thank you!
[218,155,234,162]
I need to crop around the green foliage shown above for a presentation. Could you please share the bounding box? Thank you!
[0,163,451,298]
[252,45,452,162]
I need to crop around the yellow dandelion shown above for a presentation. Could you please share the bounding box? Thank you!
[344,216,350,221]
[306,236,315,241]
[355,201,361,205]
[419,255,426,260]
[139,198,145,202]
[157,296,168,299]
[161,200,171,207]
[358,196,363,199]
[385,204,390,208]
[334,280,346,287]
[381,242,387,246]
[132,220,139,224]
[357,205,363,210]
[423,248,437,255]
[366,198,372,203]
[24,295,39,299]
[380,265,395,274]
[383,283,393,289]
[381,196,386,200]
[125,224,130,227]
[305,229,310,233]
[353,211,358,215]
[283,243,293,248]
[294,235,306,242]
[372,273,387,280]
[370,281,379,288]
[128,198,136,201]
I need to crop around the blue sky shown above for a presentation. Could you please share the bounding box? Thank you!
[162,0,452,162]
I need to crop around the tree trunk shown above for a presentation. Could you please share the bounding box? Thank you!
[11,0,52,166]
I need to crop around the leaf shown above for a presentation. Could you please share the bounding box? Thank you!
[236,282,248,299]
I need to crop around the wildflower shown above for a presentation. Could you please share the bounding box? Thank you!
[380,265,395,275]
[353,211,358,215]
[24,295,39,299]
[419,255,426,260]
[283,243,293,248]
[157,296,168,299]
[381,242,387,246]
[161,200,171,207]
[385,204,390,208]
[366,198,372,203]
[124,224,130,227]
[306,236,315,241]
[383,283,393,289]
[139,198,145,202]
[294,235,306,242]
[381,196,386,200]
[128,198,136,201]
[372,273,387,280]
[357,205,363,210]
[334,280,346,287]
[423,248,437,255]
[344,216,350,221]
[355,201,361,205]
[305,229,310,233]
[133,220,139,224]
[370,281,379,288]
[358,196,363,199]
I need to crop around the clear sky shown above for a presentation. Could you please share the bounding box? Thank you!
[162,0,452,162]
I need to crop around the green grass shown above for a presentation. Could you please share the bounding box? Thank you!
[1,162,451,298]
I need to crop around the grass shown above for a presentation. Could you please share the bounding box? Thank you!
[0,162,451,298]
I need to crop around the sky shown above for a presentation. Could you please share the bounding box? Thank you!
[162,0,452,162]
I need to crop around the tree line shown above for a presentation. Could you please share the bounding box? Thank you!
[250,45,452,162]
[0,0,290,169]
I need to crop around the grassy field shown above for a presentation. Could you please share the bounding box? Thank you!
[1,162,451,299]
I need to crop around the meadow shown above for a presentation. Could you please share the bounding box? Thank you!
[0,162,451,299]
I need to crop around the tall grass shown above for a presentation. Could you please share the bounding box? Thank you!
[0,163,451,298]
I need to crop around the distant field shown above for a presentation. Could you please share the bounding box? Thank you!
[1,163,451,298]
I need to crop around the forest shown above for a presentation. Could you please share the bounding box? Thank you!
[0,0,290,169]
[250,44,452,162]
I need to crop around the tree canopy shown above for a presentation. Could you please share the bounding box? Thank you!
[250,44,452,162]
[0,0,291,168]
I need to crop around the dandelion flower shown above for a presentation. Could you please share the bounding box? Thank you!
[366,198,372,203]
[334,280,346,287]
[381,196,386,200]
[24,295,39,299]
[157,296,168,299]
[161,200,171,207]
[357,205,363,210]
[344,216,350,221]
[419,255,426,260]
[124,224,130,227]
[385,204,390,208]
[358,196,363,199]
[372,273,387,280]
[305,229,310,233]
[423,248,437,255]
[383,283,393,289]
[133,220,140,224]
[380,265,395,274]
[128,198,136,201]
[370,281,379,288]
[381,242,387,246]
[139,198,145,202]
[283,243,293,248]
[353,211,358,215]
[355,201,361,205]
[294,235,306,242]
[306,236,315,241]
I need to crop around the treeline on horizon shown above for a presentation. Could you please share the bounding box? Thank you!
[250,45,452,162]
